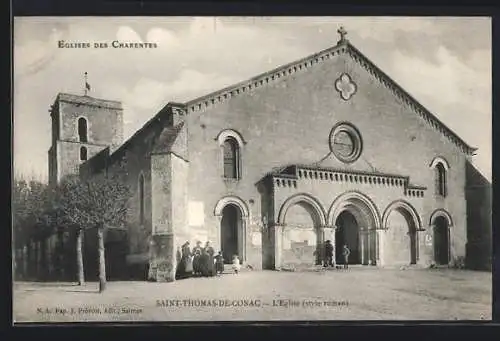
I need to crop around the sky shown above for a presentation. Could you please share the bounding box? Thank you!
[13,17,492,182]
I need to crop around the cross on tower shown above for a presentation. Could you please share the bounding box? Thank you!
[337,26,348,44]
[84,72,91,96]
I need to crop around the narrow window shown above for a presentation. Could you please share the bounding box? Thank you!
[223,138,239,179]
[435,163,447,197]
[78,117,88,143]
[139,174,145,224]
[80,146,87,161]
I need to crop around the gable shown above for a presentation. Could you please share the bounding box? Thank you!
[180,40,475,156]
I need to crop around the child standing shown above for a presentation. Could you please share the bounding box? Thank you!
[215,251,224,275]
[232,255,241,274]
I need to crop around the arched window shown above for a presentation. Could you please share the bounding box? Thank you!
[80,146,87,161]
[139,174,145,224]
[78,117,88,143]
[435,163,447,197]
[223,137,239,179]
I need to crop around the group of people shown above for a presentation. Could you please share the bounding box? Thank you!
[322,240,351,269]
[175,241,242,279]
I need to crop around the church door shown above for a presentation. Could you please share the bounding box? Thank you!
[220,204,243,264]
[335,211,361,265]
[434,217,449,265]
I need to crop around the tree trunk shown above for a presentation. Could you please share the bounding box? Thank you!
[97,225,106,293]
[23,245,29,280]
[40,238,47,281]
[34,240,39,280]
[76,228,85,285]
[25,244,33,280]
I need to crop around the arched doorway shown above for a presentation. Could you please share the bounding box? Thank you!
[277,194,327,268]
[220,204,244,264]
[381,201,422,267]
[433,216,449,265]
[328,192,382,266]
[385,209,418,265]
[282,202,323,266]
[335,211,361,265]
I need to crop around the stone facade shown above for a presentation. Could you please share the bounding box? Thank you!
[48,93,124,186]
[49,34,488,281]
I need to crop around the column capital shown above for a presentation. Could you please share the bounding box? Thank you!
[271,223,287,232]
[319,225,336,230]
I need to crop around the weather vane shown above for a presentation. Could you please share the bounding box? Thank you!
[84,72,91,96]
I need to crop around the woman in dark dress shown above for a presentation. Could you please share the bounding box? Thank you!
[204,241,216,277]
[175,241,192,279]
[192,241,202,277]
[215,251,224,275]
[199,248,210,277]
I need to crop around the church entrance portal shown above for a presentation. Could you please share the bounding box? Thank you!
[220,204,244,264]
[433,216,449,265]
[335,211,361,265]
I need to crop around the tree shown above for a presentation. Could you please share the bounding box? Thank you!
[53,172,130,292]
[12,178,53,279]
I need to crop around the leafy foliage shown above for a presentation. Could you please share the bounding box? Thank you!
[12,178,53,248]
[53,173,131,230]
[13,170,131,248]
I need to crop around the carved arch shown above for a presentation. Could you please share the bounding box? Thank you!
[382,200,423,231]
[429,156,450,170]
[214,195,250,218]
[429,209,454,227]
[277,193,327,226]
[215,129,246,147]
[327,191,381,230]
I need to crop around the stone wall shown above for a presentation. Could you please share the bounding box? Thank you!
[181,47,469,269]
[465,161,492,270]
[58,96,123,148]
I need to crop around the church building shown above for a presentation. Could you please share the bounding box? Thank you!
[47,28,490,281]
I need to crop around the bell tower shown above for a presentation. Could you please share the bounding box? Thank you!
[48,92,124,186]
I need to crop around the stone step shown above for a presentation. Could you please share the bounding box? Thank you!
[222,263,254,273]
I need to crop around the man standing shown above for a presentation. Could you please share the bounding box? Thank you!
[324,240,334,268]
[342,244,351,269]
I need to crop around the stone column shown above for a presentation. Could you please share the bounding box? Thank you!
[238,217,247,264]
[272,224,284,270]
[367,230,372,265]
[360,230,368,265]
[369,229,377,265]
[215,215,223,255]
[319,226,335,265]
[377,229,385,267]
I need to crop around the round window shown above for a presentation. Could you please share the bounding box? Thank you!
[333,131,355,157]
[329,123,362,163]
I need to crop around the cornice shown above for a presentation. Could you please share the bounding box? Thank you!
[184,43,347,114]
[57,93,123,110]
[267,164,427,199]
